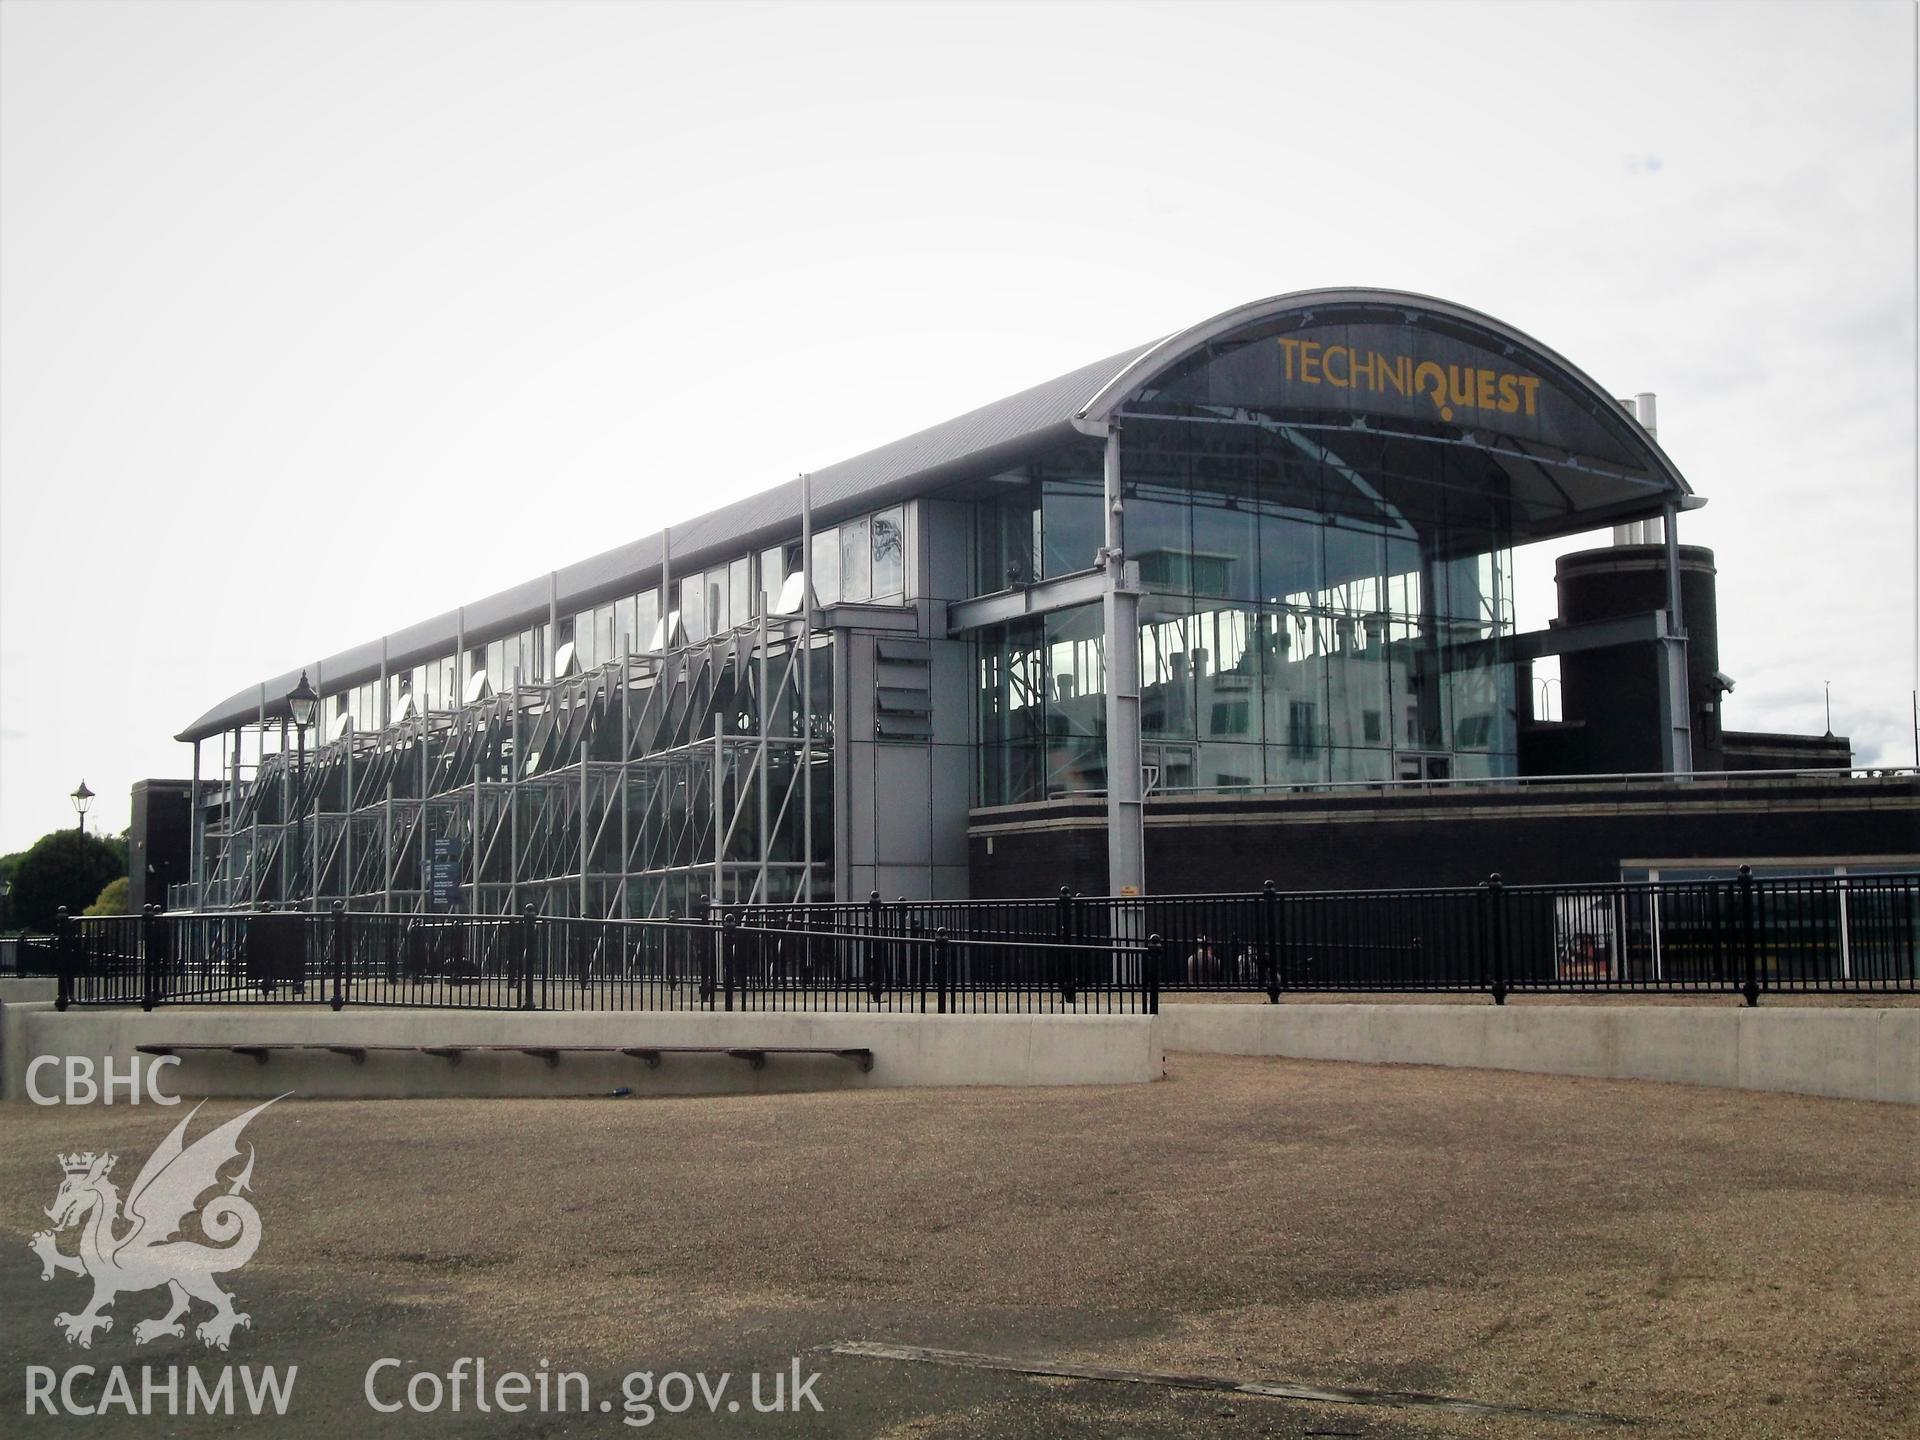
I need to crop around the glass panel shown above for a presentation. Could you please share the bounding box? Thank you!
[634,590,659,654]
[977,478,1037,592]
[706,570,728,634]
[975,620,1046,807]
[679,577,706,642]
[595,602,616,663]
[809,528,841,606]
[872,507,905,599]
[1140,613,1197,741]
[1190,448,1259,602]
[723,557,746,626]
[609,595,637,660]
[1040,463,1102,580]
[1044,604,1105,794]
[1196,604,1259,742]
[759,546,786,614]
[840,516,871,602]
[1124,448,1192,594]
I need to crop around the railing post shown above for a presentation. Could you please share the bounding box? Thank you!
[935,927,950,1015]
[1738,864,1761,1007]
[866,890,882,1005]
[520,904,537,1011]
[140,905,159,1012]
[1485,873,1508,1005]
[1261,880,1280,1004]
[1146,933,1163,1015]
[699,892,715,1008]
[54,906,73,1010]
[1056,886,1076,1005]
[722,911,738,1012]
[330,900,347,1010]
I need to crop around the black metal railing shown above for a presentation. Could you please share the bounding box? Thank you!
[723,868,1920,1005]
[43,868,1917,1014]
[47,904,1162,1015]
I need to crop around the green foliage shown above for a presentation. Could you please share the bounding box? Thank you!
[8,829,127,932]
[84,875,131,917]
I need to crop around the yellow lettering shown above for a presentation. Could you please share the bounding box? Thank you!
[1497,374,1519,413]
[1414,361,1452,420]
[1300,342,1322,384]
[1447,365,1475,407]
[1380,354,1408,396]
[1349,349,1377,391]
[1276,337,1300,381]
[1475,369,1496,410]
[1516,376,1541,416]
[1324,345,1349,388]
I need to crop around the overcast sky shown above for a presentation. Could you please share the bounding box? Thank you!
[1,0,1914,851]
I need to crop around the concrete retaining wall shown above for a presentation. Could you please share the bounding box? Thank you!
[1154,1003,1919,1104]
[2,1006,1163,1101]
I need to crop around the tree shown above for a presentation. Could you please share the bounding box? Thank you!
[8,829,126,932]
[84,875,131,917]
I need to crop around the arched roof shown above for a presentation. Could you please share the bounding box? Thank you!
[1076,286,1694,503]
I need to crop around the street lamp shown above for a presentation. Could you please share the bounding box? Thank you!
[287,672,318,906]
[70,780,95,834]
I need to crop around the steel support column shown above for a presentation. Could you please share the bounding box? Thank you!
[1098,424,1145,896]
[1659,502,1693,776]
[799,472,815,901]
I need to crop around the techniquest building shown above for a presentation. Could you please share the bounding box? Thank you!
[139,290,1917,915]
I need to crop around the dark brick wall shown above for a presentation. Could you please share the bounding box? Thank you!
[968,777,1920,896]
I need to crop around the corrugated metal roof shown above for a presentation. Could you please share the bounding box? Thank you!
[177,341,1154,739]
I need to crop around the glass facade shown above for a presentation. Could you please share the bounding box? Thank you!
[195,503,912,915]
[974,416,1517,806]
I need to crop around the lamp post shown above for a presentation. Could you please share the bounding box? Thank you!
[287,672,318,907]
[70,781,94,834]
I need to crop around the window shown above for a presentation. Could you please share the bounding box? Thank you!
[635,589,660,651]
[679,577,706,642]
[728,557,751,626]
[872,507,905,600]
[1288,701,1319,758]
[759,546,786,614]
[595,602,617,663]
[840,517,872,602]
[810,529,841,606]
[705,571,727,635]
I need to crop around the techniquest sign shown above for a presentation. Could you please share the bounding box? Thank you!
[1273,335,1543,424]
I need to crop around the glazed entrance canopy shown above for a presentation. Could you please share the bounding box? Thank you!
[178,288,1694,741]
[1078,289,1693,533]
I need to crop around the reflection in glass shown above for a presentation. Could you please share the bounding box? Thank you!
[872,507,905,599]
[810,529,841,606]
[840,516,872,602]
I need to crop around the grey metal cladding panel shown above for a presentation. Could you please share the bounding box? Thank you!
[930,743,971,867]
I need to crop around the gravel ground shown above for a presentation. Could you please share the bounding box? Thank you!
[1,1056,1914,1438]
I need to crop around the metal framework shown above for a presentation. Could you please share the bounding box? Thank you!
[180,617,832,917]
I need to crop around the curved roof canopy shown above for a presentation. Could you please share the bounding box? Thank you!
[180,288,1693,741]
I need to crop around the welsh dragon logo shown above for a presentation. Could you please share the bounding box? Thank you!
[29,1097,282,1350]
